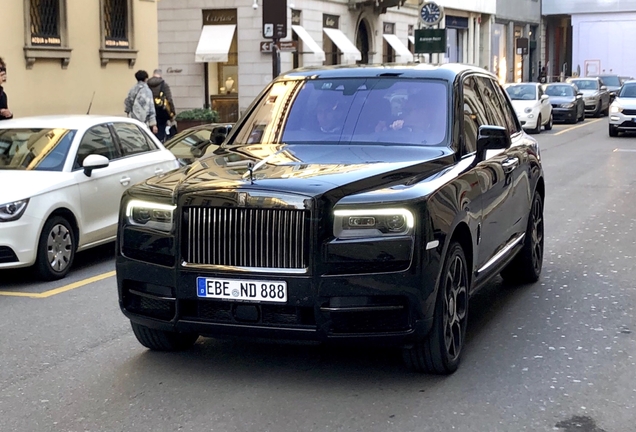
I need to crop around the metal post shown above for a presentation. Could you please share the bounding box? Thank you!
[203,62,210,109]
[272,38,281,78]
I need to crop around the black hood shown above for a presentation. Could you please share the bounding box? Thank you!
[147,77,164,90]
[548,95,576,105]
[138,143,455,203]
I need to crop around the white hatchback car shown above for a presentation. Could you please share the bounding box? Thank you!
[609,80,636,137]
[0,116,179,280]
[505,82,553,134]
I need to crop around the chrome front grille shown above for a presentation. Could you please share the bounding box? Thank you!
[183,207,309,269]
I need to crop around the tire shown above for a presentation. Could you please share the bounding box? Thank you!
[501,192,544,284]
[35,216,75,280]
[131,321,199,351]
[594,105,602,118]
[403,242,469,374]
[530,115,542,134]
[578,106,585,122]
[609,125,619,137]
[603,104,610,116]
[544,113,553,131]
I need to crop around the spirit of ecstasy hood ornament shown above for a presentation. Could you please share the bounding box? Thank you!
[247,162,255,185]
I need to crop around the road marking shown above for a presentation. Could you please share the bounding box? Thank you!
[0,270,116,299]
[554,118,603,136]
[613,148,636,152]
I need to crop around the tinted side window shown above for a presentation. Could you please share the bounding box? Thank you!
[74,124,119,170]
[475,77,508,129]
[490,79,521,135]
[113,123,153,156]
[462,76,490,154]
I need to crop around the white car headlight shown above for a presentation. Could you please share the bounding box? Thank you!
[333,208,414,239]
[524,107,533,114]
[0,199,30,222]
[610,105,623,114]
[125,199,176,232]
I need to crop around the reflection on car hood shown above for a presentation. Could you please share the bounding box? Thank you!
[548,96,575,105]
[139,143,455,201]
[614,97,636,109]
[510,100,538,112]
[0,170,75,203]
[579,90,599,97]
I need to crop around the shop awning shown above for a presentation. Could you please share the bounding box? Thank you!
[408,36,415,45]
[383,34,414,62]
[291,25,326,62]
[323,28,361,62]
[195,24,236,63]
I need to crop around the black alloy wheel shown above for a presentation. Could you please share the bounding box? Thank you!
[403,242,469,374]
[530,115,542,134]
[545,114,553,131]
[501,191,544,284]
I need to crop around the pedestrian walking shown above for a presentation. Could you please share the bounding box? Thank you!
[0,57,13,121]
[147,69,176,142]
[124,70,157,134]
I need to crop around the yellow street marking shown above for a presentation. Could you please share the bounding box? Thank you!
[554,118,603,136]
[0,271,115,299]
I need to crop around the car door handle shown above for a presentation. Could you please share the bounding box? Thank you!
[501,158,519,173]
[154,167,164,175]
[120,176,131,186]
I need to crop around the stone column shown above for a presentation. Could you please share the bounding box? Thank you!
[475,16,481,67]
[468,14,475,64]
[524,23,531,81]
[507,21,515,83]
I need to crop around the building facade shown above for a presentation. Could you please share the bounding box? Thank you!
[158,0,497,121]
[543,0,636,81]
[0,0,159,118]
[493,0,541,83]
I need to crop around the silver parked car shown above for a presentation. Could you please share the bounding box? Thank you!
[567,77,610,117]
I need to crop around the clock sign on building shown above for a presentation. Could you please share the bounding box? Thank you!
[419,2,444,27]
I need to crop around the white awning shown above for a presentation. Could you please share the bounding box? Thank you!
[323,28,362,62]
[408,36,415,45]
[383,34,414,63]
[195,24,236,63]
[292,25,326,62]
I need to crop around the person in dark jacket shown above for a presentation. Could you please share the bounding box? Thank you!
[0,57,13,121]
[147,69,175,142]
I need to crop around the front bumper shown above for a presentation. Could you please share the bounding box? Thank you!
[117,234,438,346]
[583,99,600,114]
[516,112,539,129]
[551,107,577,122]
[0,215,41,269]
[609,111,636,131]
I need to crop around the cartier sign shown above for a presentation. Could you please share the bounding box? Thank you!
[202,9,237,26]
[323,14,339,29]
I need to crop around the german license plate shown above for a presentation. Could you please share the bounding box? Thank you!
[196,277,287,303]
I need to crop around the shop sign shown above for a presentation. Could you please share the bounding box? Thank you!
[291,9,301,26]
[202,9,237,26]
[516,37,529,55]
[445,15,468,29]
[323,14,339,29]
[414,28,446,54]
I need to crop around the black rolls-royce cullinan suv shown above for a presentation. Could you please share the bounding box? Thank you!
[116,64,545,374]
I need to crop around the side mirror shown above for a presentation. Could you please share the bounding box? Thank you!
[82,154,109,177]
[540,94,549,101]
[600,86,608,91]
[476,125,510,161]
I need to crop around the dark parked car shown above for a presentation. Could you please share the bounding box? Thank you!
[163,123,233,165]
[544,83,585,123]
[116,64,545,374]
[591,74,622,102]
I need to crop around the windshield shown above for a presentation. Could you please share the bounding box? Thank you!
[230,78,448,147]
[505,85,537,101]
[600,76,621,86]
[0,128,76,171]
[545,85,574,97]
[165,127,230,160]
[618,84,636,98]
[572,80,598,90]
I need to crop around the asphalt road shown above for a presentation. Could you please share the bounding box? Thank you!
[1,117,636,432]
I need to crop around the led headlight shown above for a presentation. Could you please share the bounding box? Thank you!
[610,105,622,114]
[125,199,176,232]
[559,103,574,109]
[0,199,29,222]
[333,208,414,239]
[524,107,533,114]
